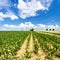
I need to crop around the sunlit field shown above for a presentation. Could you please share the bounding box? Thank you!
[0,31,60,60]
[0,0,60,60]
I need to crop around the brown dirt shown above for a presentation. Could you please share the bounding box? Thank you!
[44,33,60,38]
[35,38,46,60]
[28,34,34,51]
[37,31,60,38]
[28,34,37,60]
[16,36,29,59]
[54,57,60,60]
[28,53,37,60]
[15,33,60,60]
[35,37,60,60]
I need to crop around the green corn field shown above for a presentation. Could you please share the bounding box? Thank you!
[0,31,60,60]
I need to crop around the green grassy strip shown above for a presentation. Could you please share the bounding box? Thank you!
[36,31,60,57]
[0,31,30,60]
[25,32,32,59]
[33,31,57,60]
[32,33,39,55]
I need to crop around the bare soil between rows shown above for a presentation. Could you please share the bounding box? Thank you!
[15,34,60,60]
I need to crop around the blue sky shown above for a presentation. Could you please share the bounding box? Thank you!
[0,0,60,30]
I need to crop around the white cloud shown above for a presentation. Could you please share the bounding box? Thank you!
[47,25,59,29]
[4,24,18,28]
[17,0,52,19]
[3,22,60,30]
[0,10,18,20]
[37,24,46,29]
[4,22,36,29]
[0,0,11,8]
[14,4,17,8]
[0,17,4,21]
[0,0,18,20]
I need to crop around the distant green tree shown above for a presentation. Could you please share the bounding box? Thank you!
[52,29,55,31]
[49,29,51,31]
[30,28,34,31]
[46,29,48,31]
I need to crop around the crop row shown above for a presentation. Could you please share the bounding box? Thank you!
[33,31,60,60]
[0,31,30,60]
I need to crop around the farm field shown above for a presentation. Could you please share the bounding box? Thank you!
[0,31,60,60]
[37,31,60,38]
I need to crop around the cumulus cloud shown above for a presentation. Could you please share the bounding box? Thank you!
[0,0,11,9]
[4,22,36,29]
[19,22,35,28]
[14,4,17,8]
[0,0,18,21]
[4,24,17,28]
[0,10,18,20]
[47,25,59,29]
[17,0,52,19]
[3,22,60,30]
[37,24,46,29]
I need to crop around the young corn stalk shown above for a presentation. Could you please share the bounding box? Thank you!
[25,33,32,58]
